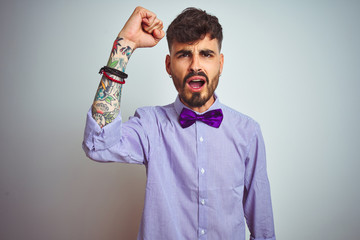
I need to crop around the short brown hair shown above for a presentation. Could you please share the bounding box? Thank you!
[166,8,223,51]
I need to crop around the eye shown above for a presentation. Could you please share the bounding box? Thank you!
[178,52,191,58]
[201,51,214,58]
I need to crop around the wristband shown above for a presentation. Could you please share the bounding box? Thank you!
[99,66,128,84]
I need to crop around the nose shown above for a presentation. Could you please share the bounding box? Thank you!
[189,54,202,73]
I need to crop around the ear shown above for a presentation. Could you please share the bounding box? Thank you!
[165,54,171,75]
[219,53,224,75]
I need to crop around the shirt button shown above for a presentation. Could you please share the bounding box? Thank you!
[201,229,205,235]
[200,168,205,174]
[200,199,205,205]
[199,137,204,142]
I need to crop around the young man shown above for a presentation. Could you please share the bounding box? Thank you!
[83,6,275,240]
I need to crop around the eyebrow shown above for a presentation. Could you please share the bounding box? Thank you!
[200,49,215,55]
[175,49,216,56]
[175,49,192,56]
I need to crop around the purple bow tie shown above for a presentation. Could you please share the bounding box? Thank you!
[179,108,223,128]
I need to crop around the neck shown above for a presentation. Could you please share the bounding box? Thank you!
[180,95,215,113]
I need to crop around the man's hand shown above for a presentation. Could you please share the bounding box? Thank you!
[119,6,165,50]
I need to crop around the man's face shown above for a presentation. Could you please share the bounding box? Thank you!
[166,34,224,112]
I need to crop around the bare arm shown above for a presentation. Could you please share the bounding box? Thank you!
[92,7,165,128]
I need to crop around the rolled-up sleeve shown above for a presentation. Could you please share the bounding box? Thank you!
[82,108,151,164]
[243,124,276,240]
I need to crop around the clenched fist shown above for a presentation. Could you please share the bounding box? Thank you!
[119,6,165,50]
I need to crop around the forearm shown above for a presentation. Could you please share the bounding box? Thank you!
[244,125,276,239]
[92,37,134,127]
[91,6,164,127]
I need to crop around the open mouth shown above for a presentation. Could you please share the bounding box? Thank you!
[188,79,205,89]
[186,75,207,91]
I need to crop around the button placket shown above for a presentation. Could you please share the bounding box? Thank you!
[197,123,208,239]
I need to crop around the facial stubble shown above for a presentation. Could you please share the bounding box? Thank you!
[173,72,220,108]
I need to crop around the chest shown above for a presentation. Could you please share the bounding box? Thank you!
[152,121,248,190]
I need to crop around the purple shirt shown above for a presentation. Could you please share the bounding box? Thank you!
[83,96,275,240]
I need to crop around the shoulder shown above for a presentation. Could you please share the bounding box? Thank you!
[134,103,177,123]
[220,103,263,144]
[221,103,260,130]
[220,103,264,148]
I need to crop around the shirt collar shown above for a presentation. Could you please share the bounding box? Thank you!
[174,93,221,116]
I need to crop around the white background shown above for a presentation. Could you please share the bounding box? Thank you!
[1,0,359,239]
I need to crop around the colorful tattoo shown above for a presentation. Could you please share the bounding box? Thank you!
[120,46,132,60]
[92,37,132,128]
[107,58,126,71]
[111,37,123,55]
[93,111,106,127]
[108,60,119,68]
[95,103,110,112]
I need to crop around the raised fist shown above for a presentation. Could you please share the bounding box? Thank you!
[118,6,165,50]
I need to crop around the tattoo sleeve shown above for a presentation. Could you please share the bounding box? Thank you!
[92,37,133,128]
